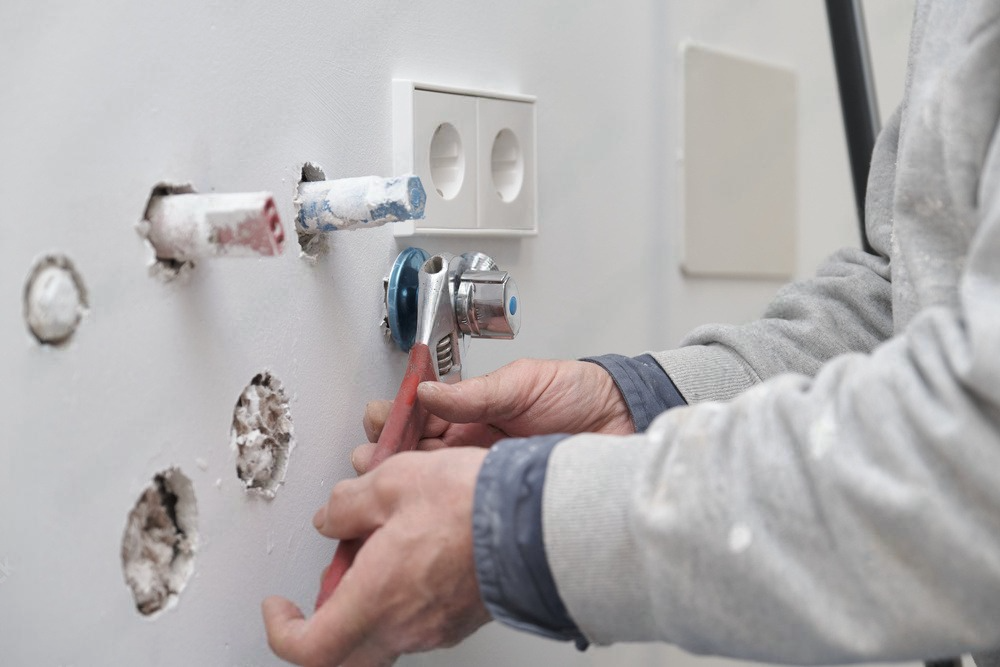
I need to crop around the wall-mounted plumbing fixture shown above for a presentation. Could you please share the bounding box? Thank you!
[383,247,520,381]
[23,253,89,346]
[293,173,426,255]
[138,183,284,277]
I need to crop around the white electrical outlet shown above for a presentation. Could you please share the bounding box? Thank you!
[478,96,535,231]
[392,81,537,237]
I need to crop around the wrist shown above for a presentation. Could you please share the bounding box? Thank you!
[581,354,687,432]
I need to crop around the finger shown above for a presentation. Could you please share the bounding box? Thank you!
[436,422,510,449]
[313,466,401,539]
[418,362,539,424]
[363,401,392,443]
[365,400,451,443]
[263,582,369,667]
[351,442,377,475]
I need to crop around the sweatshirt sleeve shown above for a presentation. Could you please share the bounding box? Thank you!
[653,109,901,406]
[540,120,1000,663]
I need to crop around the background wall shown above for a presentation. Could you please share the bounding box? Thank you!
[0,0,915,665]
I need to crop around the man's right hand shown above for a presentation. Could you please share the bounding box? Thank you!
[352,359,633,474]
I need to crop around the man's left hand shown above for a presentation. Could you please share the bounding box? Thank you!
[262,447,491,667]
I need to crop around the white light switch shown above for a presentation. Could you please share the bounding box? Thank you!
[682,45,797,278]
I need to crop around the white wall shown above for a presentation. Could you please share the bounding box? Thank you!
[0,1,913,665]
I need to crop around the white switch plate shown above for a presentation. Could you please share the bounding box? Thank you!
[681,44,797,278]
[392,81,537,237]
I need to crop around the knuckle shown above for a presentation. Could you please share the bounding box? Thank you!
[370,465,400,499]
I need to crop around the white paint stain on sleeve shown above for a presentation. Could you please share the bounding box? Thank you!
[809,406,838,460]
[728,522,754,553]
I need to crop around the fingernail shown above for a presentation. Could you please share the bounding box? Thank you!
[312,505,326,530]
[421,382,449,395]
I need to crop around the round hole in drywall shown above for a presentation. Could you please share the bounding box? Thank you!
[231,372,295,498]
[23,253,88,345]
[121,468,198,617]
[491,128,524,202]
[428,122,465,200]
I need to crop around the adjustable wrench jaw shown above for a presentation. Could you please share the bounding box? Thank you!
[414,253,464,383]
[387,248,520,383]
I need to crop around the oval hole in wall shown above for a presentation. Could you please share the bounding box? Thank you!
[121,468,198,617]
[23,253,88,345]
[231,372,295,498]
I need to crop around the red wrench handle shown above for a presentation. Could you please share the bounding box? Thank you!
[314,343,437,610]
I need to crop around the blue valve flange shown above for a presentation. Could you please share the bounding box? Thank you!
[386,247,429,352]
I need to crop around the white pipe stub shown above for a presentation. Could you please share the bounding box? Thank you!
[295,174,426,234]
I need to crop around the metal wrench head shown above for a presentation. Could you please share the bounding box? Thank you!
[415,254,463,382]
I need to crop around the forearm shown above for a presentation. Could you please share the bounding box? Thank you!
[545,308,1000,663]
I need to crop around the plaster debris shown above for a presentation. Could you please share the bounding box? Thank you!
[23,254,88,345]
[295,163,329,257]
[231,372,294,498]
[121,468,198,616]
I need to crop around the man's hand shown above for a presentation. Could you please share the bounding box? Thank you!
[262,448,490,667]
[354,359,633,473]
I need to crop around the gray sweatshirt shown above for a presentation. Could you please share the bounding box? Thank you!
[473,0,1000,663]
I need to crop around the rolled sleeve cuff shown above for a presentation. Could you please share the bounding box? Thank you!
[473,435,588,649]
[582,353,687,431]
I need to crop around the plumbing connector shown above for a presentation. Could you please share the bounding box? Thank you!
[143,190,284,261]
[295,174,426,234]
[385,247,521,382]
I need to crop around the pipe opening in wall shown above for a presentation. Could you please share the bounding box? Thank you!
[295,162,328,257]
[23,253,88,345]
[138,183,197,281]
[121,468,198,617]
[231,372,295,498]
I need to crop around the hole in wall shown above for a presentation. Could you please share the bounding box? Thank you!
[231,372,295,498]
[121,468,198,617]
[428,122,465,200]
[23,253,89,345]
[295,162,328,257]
[491,128,524,202]
[137,183,197,281]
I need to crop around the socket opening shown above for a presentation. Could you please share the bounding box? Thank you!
[23,253,88,346]
[428,122,465,200]
[491,128,524,202]
[121,468,198,617]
